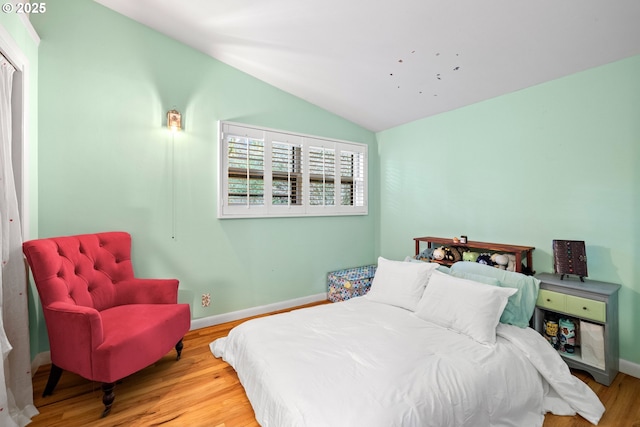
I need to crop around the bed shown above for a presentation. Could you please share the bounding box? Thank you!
[211,259,604,427]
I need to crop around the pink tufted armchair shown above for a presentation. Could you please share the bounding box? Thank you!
[23,231,191,417]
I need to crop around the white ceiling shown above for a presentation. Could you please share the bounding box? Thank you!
[96,0,640,132]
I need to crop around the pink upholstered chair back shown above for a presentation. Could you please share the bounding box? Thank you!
[24,232,135,311]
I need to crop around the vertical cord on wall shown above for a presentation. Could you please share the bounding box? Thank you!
[171,132,177,241]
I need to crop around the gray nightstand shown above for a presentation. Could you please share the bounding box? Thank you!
[533,273,620,386]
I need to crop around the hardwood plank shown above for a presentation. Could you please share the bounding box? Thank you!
[28,302,640,426]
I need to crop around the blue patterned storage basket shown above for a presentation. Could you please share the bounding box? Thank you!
[327,265,377,302]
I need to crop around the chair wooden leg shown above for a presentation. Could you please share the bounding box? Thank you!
[42,364,63,397]
[101,382,115,418]
[175,338,184,360]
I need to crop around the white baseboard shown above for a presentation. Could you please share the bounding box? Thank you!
[190,293,328,331]
[31,295,327,374]
[619,358,640,380]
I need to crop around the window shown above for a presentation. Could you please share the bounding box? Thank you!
[219,121,368,218]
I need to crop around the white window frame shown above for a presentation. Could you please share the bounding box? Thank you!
[218,121,368,219]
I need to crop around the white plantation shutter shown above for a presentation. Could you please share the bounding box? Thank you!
[271,136,303,208]
[220,124,268,216]
[308,145,335,207]
[340,149,365,207]
[227,136,264,206]
[219,121,367,218]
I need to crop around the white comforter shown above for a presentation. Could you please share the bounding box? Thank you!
[211,298,604,427]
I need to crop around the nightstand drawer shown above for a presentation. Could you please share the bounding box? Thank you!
[565,295,606,322]
[537,289,566,311]
[536,289,606,323]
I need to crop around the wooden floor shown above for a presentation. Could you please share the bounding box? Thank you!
[29,302,640,427]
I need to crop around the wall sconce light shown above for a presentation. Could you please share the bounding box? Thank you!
[167,109,182,132]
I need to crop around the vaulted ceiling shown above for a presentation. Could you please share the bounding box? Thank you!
[96,0,640,132]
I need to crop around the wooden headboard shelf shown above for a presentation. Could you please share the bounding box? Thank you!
[413,236,535,273]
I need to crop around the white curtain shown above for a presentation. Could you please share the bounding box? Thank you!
[0,53,38,426]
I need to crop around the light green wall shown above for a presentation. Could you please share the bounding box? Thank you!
[29,2,377,353]
[377,55,640,363]
[1,15,40,359]
[23,0,640,366]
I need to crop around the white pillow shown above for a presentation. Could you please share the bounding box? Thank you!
[365,257,438,311]
[414,270,517,345]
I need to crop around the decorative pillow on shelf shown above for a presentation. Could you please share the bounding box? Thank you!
[366,256,439,311]
[414,270,517,345]
[449,261,540,328]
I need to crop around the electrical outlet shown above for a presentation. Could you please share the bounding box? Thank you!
[201,293,211,307]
